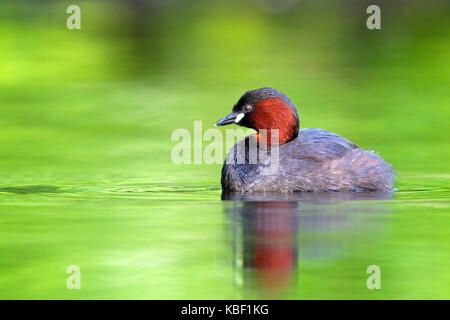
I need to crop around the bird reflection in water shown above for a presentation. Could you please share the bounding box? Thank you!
[222,192,391,297]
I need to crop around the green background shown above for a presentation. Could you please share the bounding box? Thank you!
[0,0,448,299]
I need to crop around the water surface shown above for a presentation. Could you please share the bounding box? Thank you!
[0,179,448,299]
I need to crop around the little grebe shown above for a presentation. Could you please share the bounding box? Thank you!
[215,87,393,193]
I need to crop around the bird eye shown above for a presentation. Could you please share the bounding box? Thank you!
[243,105,253,112]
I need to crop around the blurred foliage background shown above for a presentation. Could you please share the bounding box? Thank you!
[0,0,449,299]
[0,0,449,185]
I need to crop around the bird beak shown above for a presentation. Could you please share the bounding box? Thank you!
[215,112,244,126]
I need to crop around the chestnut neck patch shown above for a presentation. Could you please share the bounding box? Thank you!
[251,98,299,146]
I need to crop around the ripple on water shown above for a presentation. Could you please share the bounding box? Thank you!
[105,185,220,194]
[0,185,64,194]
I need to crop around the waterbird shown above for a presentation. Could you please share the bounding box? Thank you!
[215,87,393,193]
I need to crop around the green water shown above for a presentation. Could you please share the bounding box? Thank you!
[0,0,449,299]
